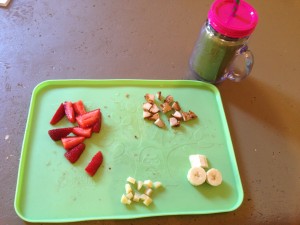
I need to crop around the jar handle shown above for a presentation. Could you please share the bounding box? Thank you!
[225,45,254,82]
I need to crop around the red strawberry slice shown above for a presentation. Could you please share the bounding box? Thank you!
[92,120,101,133]
[72,127,92,138]
[64,143,85,163]
[50,103,65,125]
[85,151,103,177]
[48,127,73,141]
[76,109,100,128]
[64,101,76,123]
[61,136,85,150]
[73,100,86,116]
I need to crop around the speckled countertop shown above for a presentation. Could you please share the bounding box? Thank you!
[1,1,300,224]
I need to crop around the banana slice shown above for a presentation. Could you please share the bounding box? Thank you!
[206,168,222,186]
[187,167,206,186]
[189,154,208,168]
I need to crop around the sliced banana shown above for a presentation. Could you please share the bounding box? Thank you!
[189,154,208,169]
[187,167,206,186]
[206,168,222,186]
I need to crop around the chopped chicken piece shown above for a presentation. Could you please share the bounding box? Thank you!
[160,102,172,113]
[144,93,155,103]
[169,117,180,127]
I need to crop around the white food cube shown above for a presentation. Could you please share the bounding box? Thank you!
[137,181,143,190]
[153,181,162,189]
[121,194,129,204]
[127,176,136,185]
[144,188,153,196]
[189,154,208,168]
[125,183,132,194]
[139,194,148,201]
[126,192,133,200]
[133,193,140,202]
[144,180,153,188]
[143,196,153,206]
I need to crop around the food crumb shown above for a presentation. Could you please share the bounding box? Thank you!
[125,93,130,98]
[5,154,14,160]
[4,135,9,140]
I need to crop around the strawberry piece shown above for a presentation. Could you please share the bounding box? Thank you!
[48,127,73,141]
[61,136,85,150]
[76,109,100,128]
[64,143,85,163]
[64,101,76,123]
[73,100,86,116]
[85,151,103,177]
[50,103,65,125]
[72,127,92,138]
[92,120,101,133]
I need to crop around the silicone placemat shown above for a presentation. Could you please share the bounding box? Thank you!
[15,79,243,223]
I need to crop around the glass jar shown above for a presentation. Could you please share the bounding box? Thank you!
[190,0,258,84]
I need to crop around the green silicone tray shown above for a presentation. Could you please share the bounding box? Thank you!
[15,79,243,223]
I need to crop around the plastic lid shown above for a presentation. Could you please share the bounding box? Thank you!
[208,0,258,38]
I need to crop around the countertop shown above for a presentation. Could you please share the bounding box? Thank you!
[1,0,299,224]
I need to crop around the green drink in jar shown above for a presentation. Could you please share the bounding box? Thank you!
[190,0,258,84]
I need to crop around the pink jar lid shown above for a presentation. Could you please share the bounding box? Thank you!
[208,0,258,38]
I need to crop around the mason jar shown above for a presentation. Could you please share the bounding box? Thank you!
[190,0,258,84]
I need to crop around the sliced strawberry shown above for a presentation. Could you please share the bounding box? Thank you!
[76,109,100,128]
[72,127,92,138]
[48,127,73,141]
[64,101,76,123]
[61,136,85,150]
[73,100,86,116]
[50,103,65,125]
[85,151,103,177]
[64,143,85,163]
[92,120,101,133]
[92,110,102,133]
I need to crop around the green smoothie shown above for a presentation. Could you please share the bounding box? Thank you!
[190,23,247,83]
